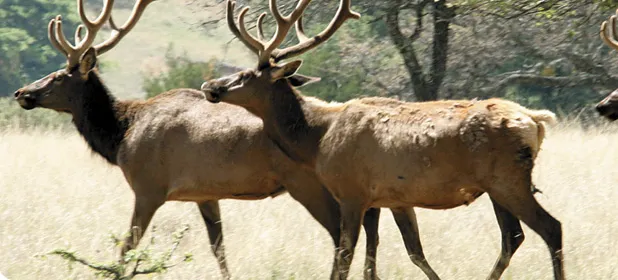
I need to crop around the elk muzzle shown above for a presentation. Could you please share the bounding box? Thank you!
[14,89,37,110]
[201,82,221,103]
[596,90,618,121]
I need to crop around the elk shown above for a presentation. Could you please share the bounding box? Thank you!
[201,0,564,279]
[597,10,618,119]
[12,0,442,279]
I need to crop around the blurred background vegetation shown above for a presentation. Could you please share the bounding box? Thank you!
[4,0,618,128]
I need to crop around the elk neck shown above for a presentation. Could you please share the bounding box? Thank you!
[69,71,134,165]
[261,80,336,168]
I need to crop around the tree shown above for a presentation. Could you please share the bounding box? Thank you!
[0,0,79,95]
[198,0,618,114]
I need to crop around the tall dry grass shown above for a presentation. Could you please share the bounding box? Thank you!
[0,125,617,279]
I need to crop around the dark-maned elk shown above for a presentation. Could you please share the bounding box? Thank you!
[12,0,440,279]
[597,10,618,119]
[201,0,564,279]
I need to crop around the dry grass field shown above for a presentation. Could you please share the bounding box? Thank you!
[1,124,617,280]
[2,1,618,279]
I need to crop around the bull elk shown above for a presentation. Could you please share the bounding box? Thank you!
[597,9,618,119]
[12,0,442,279]
[201,0,565,279]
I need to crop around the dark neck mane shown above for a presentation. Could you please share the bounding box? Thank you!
[71,72,133,165]
[263,80,331,167]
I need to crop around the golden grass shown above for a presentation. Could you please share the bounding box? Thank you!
[1,125,617,279]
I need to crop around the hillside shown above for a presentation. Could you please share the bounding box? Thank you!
[92,0,254,99]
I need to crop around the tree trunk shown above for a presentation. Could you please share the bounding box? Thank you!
[384,0,455,101]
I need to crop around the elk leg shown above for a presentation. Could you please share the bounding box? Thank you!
[486,197,525,280]
[488,171,564,280]
[284,182,341,277]
[121,196,163,258]
[283,170,384,279]
[362,207,381,280]
[198,200,231,280]
[334,202,365,280]
[391,207,440,280]
[505,196,563,280]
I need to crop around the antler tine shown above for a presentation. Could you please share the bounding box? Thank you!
[257,0,311,67]
[74,24,85,46]
[73,0,115,54]
[613,10,618,41]
[78,0,114,30]
[53,15,84,66]
[94,0,156,55]
[256,12,267,41]
[601,14,618,51]
[272,0,360,62]
[237,7,266,52]
[48,18,68,56]
[226,1,263,55]
[294,15,309,43]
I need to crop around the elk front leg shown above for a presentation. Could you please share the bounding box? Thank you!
[391,207,440,280]
[198,201,231,280]
[486,197,525,280]
[362,208,381,280]
[334,202,365,280]
[121,196,163,259]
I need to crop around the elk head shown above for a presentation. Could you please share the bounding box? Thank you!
[597,9,618,121]
[201,0,359,113]
[14,0,154,113]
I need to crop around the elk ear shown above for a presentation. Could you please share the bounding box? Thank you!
[78,47,98,75]
[271,60,303,81]
[287,74,321,87]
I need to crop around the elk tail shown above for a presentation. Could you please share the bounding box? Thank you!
[526,109,558,126]
[524,108,557,149]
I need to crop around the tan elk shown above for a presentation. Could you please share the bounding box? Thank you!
[201,0,564,279]
[597,10,618,119]
[12,0,444,279]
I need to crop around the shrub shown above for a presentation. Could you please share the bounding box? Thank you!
[38,225,192,280]
[143,47,220,99]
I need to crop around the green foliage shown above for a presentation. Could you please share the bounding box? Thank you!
[0,0,79,95]
[143,46,220,99]
[0,97,71,130]
[38,225,192,280]
[299,17,381,102]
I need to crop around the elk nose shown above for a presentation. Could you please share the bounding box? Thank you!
[14,89,23,98]
[596,102,608,114]
[200,81,210,91]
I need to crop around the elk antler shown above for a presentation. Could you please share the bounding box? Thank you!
[95,0,156,55]
[226,0,360,69]
[48,0,155,68]
[601,9,618,51]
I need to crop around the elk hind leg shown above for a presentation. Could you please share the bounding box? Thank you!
[391,207,440,280]
[489,175,564,280]
[486,197,525,280]
[362,207,381,280]
[198,200,231,280]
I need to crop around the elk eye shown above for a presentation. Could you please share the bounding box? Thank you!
[53,75,64,82]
